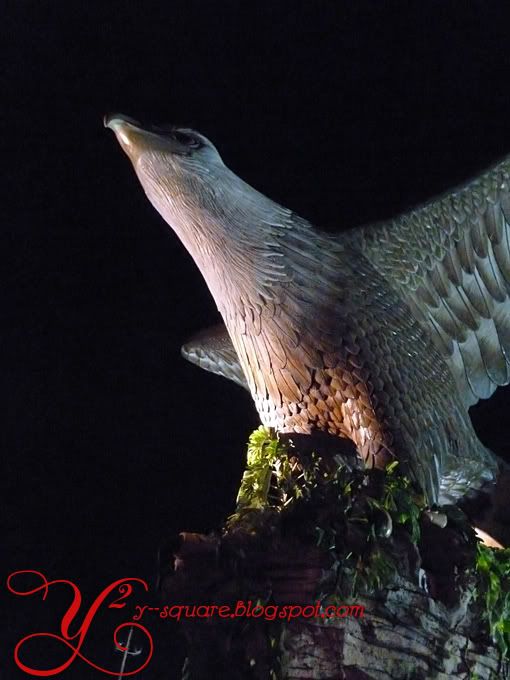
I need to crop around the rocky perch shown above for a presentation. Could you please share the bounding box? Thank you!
[159,428,510,679]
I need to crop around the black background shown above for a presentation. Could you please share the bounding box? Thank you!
[4,2,510,678]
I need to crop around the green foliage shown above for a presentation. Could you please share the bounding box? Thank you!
[474,543,510,658]
[231,427,426,597]
[235,426,290,510]
[380,460,423,544]
[233,426,331,518]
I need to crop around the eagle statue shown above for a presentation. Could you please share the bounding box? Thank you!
[106,113,510,509]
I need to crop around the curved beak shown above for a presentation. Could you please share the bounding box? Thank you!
[104,113,152,161]
[104,112,141,128]
[104,113,188,160]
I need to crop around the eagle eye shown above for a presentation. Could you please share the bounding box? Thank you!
[172,130,202,149]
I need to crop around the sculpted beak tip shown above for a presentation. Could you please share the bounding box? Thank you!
[104,113,190,159]
[104,112,141,130]
[104,113,142,155]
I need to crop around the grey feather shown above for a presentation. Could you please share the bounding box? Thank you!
[356,154,510,412]
[181,324,248,390]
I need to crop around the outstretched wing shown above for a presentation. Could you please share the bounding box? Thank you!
[353,155,510,408]
[181,324,249,390]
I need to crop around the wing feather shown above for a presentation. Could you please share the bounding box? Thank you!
[181,324,248,390]
[354,155,510,407]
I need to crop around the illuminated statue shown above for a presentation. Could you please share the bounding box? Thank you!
[107,114,510,506]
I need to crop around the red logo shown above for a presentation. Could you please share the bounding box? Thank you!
[7,570,153,677]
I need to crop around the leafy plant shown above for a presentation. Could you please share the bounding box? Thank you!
[380,460,424,544]
[231,427,426,597]
[234,426,294,511]
[474,543,510,658]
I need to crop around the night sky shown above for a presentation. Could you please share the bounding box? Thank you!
[4,2,510,678]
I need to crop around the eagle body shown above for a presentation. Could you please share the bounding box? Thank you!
[106,115,507,505]
[224,217,494,504]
